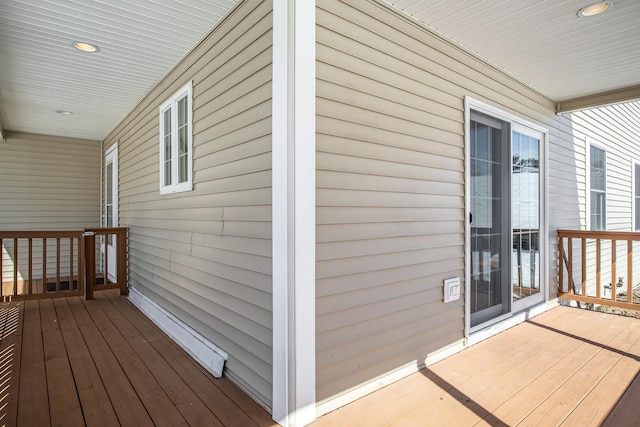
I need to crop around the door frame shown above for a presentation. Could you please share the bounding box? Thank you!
[464,97,549,336]
[104,143,118,281]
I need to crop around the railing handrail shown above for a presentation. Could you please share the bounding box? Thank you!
[0,230,84,239]
[558,229,640,240]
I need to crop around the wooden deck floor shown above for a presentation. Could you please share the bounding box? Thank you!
[0,289,277,427]
[312,306,640,427]
[2,292,638,427]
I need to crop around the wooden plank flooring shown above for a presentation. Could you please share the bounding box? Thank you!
[0,289,277,427]
[312,306,640,426]
[1,292,638,427]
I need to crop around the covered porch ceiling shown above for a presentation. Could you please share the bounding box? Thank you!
[0,0,639,141]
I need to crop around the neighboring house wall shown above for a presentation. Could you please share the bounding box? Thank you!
[315,0,583,405]
[567,101,640,232]
[563,101,640,294]
[102,1,274,406]
[0,132,100,284]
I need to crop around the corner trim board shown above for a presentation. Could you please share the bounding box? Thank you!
[128,287,228,377]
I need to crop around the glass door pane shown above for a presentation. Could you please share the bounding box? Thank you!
[512,128,542,306]
[470,112,510,327]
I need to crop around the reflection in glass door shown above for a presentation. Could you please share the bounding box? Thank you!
[511,127,542,308]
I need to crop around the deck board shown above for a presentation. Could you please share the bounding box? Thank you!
[104,290,271,426]
[0,302,22,427]
[0,289,275,427]
[312,306,640,427]
[17,300,49,427]
[83,297,190,426]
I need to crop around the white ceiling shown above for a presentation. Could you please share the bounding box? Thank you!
[1,0,639,141]
[0,0,235,140]
[385,0,640,101]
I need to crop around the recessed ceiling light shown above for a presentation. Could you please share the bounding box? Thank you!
[577,2,614,17]
[73,41,100,53]
[56,110,73,115]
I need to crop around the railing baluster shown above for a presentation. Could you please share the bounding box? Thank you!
[611,239,617,302]
[13,238,18,297]
[628,239,633,303]
[104,234,109,285]
[568,238,573,294]
[79,236,85,296]
[28,238,33,296]
[596,239,601,299]
[43,238,47,294]
[581,238,586,296]
[56,238,61,292]
[70,238,74,292]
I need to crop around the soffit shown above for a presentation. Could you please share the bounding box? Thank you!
[0,0,236,140]
[385,0,640,104]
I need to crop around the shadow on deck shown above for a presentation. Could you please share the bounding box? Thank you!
[0,289,277,426]
[312,305,640,426]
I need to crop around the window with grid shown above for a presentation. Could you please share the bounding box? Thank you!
[159,81,193,194]
[590,145,606,230]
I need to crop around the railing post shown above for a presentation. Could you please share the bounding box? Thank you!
[84,232,96,300]
[117,228,127,295]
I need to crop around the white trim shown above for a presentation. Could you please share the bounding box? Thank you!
[159,81,193,195]
[464,96,550,337]
[272,1,316,426]
[633,160,640,231]
[316,339,465,418]
[105,143,118,227]
[128,287,228,377]
[464,97,472,337]
[272,1,288,423]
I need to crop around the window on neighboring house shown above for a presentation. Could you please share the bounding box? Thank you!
[589,144,606,230]
[635,162,640,231]
[159,81,193,194]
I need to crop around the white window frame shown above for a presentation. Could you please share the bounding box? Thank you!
[159,81,193,194]
[586,139,607,231]
[633,160,640,231]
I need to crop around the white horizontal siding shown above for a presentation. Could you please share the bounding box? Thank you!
[102,0,273,407]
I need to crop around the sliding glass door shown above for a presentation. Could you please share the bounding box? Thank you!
[469,110,544,328]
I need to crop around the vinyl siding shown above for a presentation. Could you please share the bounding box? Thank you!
[102,0,273,407]
[0,132,100,283]
[563,101,640,295]
[316,0,583,403]
[568,102,640,231]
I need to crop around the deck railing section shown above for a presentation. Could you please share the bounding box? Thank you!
[0,228,127,301]
[84,227,128,299]
[558,229,640,310]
